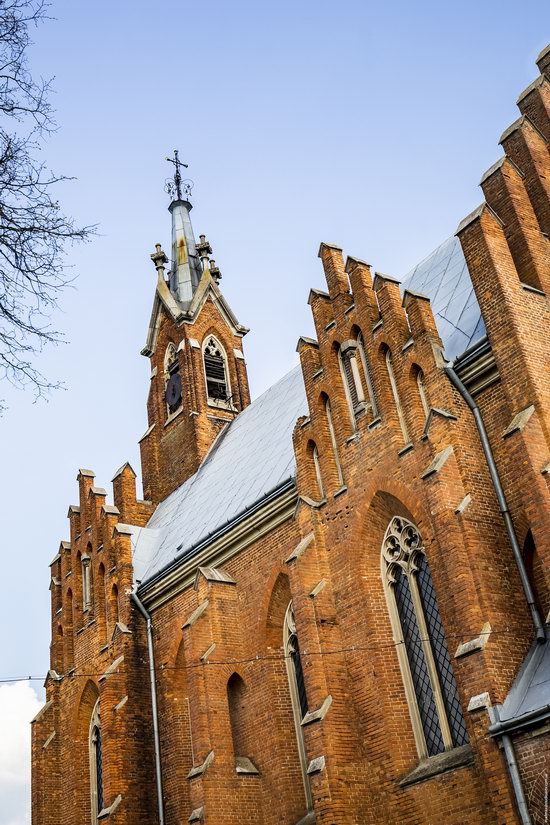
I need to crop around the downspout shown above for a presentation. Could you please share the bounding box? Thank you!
[131,591,165,825]
[444,365,545,640]
[445,364,543,825]
[489,706,533,825]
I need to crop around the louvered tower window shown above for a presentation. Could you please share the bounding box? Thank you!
[382,517,468,758]
[89,699,104,821]
[203,336,229,402]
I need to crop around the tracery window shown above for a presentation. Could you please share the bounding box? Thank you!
[164,342,182,416]
[385,349,410,444]
[203,335,230,403]
[284,602,313,811]
[382,516,468,758]
[89,699,104,822]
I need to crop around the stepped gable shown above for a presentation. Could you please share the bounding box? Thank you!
[132,365,307,584]
[132,235,484,588]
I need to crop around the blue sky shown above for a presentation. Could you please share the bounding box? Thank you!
[1,1,549,820]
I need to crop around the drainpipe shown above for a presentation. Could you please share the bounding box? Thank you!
[489,705,533,825]
[445,365,543,825]
[131,592,165,825]
[444,365,545,641]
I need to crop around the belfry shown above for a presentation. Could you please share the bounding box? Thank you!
[33,46,550,825]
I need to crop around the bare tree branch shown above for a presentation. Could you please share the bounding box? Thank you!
[0,0,95,410]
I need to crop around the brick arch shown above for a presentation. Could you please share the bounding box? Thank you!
[263,570,292,650]
[160,637,192,824]
[255,568,309,822]
[69,679,99,824]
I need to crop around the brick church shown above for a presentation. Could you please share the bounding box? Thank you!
[32,45,550,825]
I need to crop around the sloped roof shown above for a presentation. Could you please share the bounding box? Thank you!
[402,236,484,361]
[494,631,550,730]
[133,235,485,588]
[132,366,307,585]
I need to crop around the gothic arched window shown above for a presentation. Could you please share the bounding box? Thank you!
[89,699,104,821]
[284,602,313,811]
[382,516,468,758]
[203,335,230,404]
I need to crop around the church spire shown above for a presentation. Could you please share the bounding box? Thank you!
[165,150,202,305]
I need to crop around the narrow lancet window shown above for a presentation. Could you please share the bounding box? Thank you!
[416,368,430,420]
[385,349,410,444]
[325,397,344,487]
[382,517,468,758]
[312,444,324,500]
[203,336,230,403]
[89,699,104,822]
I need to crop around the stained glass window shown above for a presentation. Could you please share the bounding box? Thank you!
[383,516,468,757]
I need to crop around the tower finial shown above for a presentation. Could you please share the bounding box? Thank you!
[165,150,192,201]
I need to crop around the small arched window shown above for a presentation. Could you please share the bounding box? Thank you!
[203,335,230,404]
[385,349,410,444]
[382,517,468,758]
[416,368,430,420]
[325,397,344,487]
[89,699,104,821]
[164,342,182,415]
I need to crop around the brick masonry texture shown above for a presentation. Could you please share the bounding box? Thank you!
[32,46,550,825]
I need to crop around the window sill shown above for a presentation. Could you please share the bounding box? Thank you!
[399,744,473,788]
[164,406,183,427]
[207,399,238,413]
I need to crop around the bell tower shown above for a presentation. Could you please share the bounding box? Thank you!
[139,155,251,505]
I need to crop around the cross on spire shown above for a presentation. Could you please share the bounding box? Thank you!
[165,149,188,201]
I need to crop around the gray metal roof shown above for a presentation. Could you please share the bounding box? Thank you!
[402,236,485,361]
[132,235,485,588]
[132,366,307,585]
[495,632,550,728]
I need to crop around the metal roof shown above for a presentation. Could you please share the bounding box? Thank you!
[133,235,486,587]
[402,236,485,361]
[494,632,550,729]
[132,366,307,585]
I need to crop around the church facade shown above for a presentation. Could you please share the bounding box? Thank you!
[32,45,550,825]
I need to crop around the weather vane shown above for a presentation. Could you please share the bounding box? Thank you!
[165,149,193,201]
